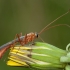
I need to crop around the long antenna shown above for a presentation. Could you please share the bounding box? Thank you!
[42,24,70,32]
[39,10,70,34]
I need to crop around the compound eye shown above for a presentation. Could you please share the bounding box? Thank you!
[35,32,38,38]
[36,34,38,38]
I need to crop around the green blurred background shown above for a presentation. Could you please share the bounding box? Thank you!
[0,0,70,70]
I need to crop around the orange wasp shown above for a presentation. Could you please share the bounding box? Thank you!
[0,10,70,59]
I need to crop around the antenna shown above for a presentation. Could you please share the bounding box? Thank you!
[42,24,70,32]
[39,10,70,34]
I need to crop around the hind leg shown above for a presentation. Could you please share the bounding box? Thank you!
[10,34,19,52]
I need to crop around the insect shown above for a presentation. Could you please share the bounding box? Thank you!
[0,10,70,59]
